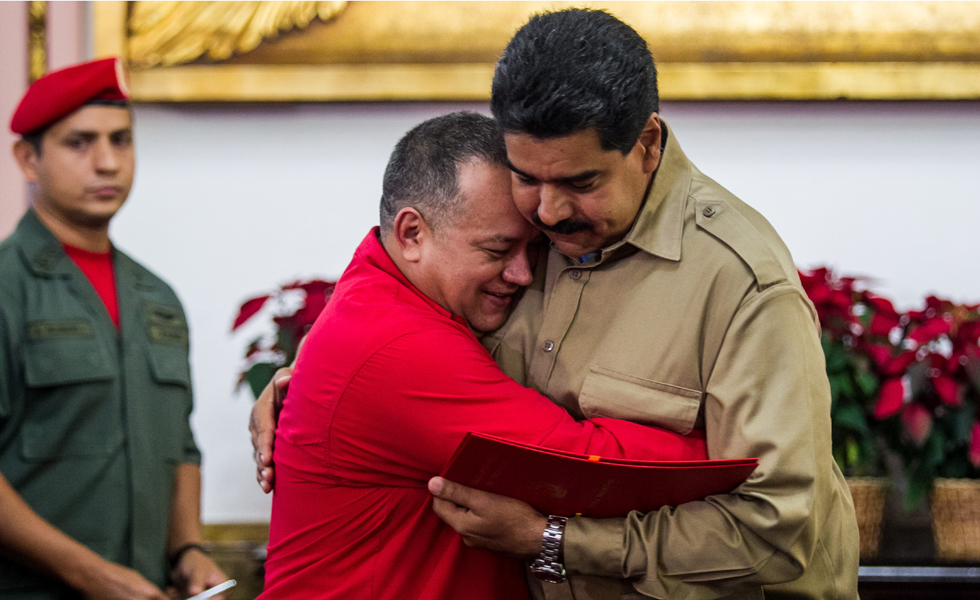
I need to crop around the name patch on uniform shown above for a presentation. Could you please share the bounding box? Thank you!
[143,301,188,346]
[27,319,95,339]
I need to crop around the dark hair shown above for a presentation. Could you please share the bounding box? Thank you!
[379,112,507,235]
[491,8,658,155]
[19,99,131,155]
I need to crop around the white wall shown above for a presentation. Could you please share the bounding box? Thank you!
[109,101,980,523]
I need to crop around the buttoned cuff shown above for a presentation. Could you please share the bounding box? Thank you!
[564,517,629,577]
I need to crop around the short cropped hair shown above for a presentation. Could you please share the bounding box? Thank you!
[379,112,507,235]
[491,8,658,155]
[21,99,131,155]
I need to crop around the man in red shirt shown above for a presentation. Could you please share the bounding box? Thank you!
[258,112,706,599]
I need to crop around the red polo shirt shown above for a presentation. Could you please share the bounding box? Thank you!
[261,229,706,600]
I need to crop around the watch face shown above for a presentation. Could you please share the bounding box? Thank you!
[530,563,567,584]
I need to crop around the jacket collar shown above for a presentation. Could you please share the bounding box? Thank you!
[15,209,75,277]
[355,228,466,326]
[616,120,693,263]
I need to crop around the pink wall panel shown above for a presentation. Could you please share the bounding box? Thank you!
[0,1,88,238]
[0,1,29,239]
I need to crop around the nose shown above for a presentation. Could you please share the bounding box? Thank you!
[502,250,534,287]
[93,138,120,173]
[536,185,574,226]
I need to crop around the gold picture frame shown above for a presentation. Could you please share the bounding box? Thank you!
[93,1,980,102]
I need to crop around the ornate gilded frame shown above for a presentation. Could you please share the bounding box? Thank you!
[93,1,980,102]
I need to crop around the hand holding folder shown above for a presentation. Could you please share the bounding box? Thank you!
[440,432,758,519]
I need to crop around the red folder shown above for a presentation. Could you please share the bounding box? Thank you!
[440,432,758,519]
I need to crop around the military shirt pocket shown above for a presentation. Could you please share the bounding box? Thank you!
[21,336,122,460]
[579,365,702,435]
[146,343,192,462]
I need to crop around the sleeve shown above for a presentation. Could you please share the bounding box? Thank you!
[0,305,10,420]
[563,284,835,598]
[177,304,200,465]
[323,325,705,485]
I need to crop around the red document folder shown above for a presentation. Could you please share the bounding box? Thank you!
[440,432,758,519]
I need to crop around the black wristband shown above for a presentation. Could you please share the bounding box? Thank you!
[168,542,207,571]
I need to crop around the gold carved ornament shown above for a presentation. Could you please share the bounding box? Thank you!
[127,1,347,68]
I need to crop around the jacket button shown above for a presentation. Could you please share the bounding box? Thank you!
[542,340,555,352]
[568,269,582,281]
[702,206,716,218]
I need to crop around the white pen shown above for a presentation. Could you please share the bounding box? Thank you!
[186,579,237,600]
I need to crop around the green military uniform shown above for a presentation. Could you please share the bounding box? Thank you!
[0,210,200,598]
[484,122,860,600]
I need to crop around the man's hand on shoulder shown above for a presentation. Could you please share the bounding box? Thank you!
[249,368,291,493]
[169,547,228,600]
[428,477,546,560]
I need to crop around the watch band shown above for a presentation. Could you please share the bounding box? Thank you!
[530,515,568,583]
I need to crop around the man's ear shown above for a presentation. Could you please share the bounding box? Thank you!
[12,140,40,183]
[637,113,662,174]
[391,207,430,263]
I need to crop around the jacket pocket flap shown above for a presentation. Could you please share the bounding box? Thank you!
[147,344,191,387]
[579,366,702,434]
[23,339,116,387]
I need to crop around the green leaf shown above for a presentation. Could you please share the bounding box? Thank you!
[276,327,297,357]
[855,370,879,397]
[950,404,974,445]
[837,375,856,399]
[924,430,946,468]
[833,446,846,472]
[245,361,278,400]
[905,466,932,512]
[834,404,870,435]
[825,343,850,373]
[846,438,861,467]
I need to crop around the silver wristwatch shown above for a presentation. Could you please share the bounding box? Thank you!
[530,515,568,583]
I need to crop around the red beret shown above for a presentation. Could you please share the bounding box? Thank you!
[10,57,130,135]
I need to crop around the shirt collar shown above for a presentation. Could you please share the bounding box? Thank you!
[14,209,74,277]
[619,120,693,262]
[355,227,466,326]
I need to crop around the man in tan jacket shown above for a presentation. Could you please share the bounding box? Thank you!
[425,9,860,600]
[253,8,859,600]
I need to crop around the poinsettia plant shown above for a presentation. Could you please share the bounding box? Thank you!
[869,296,980,509]
[800,268,884,478]
[232,279,336,398]
[800,267,980,509]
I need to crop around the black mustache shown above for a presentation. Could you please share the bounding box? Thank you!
[531,215,593,235]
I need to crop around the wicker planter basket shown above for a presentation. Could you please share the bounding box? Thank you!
[931,478,980,562]
[847,477,888,560]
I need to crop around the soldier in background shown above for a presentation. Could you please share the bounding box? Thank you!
[0,58,227,600]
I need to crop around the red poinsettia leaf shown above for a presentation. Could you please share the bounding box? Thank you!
[874,377,908,419]
[297,280,337,296]
[957,320,980,344]
[863,343,892,368]
[829,289,852,309]
[292,295,328,329]
[806,285,831,305]
[232,294,271,331]
[865,294,899,317]
[908,317,951,344]
[970,421,980,468]
[925,296,947,311]
[881,351,916,377]
[931,374,962,406]
[868,312,901,337]
[901,403,933,447]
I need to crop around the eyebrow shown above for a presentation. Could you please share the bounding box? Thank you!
[475,234,520,245]
[64,127,132,138]
[506,161,600,185]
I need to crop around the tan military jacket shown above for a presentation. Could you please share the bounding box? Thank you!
[483,124,860,600]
